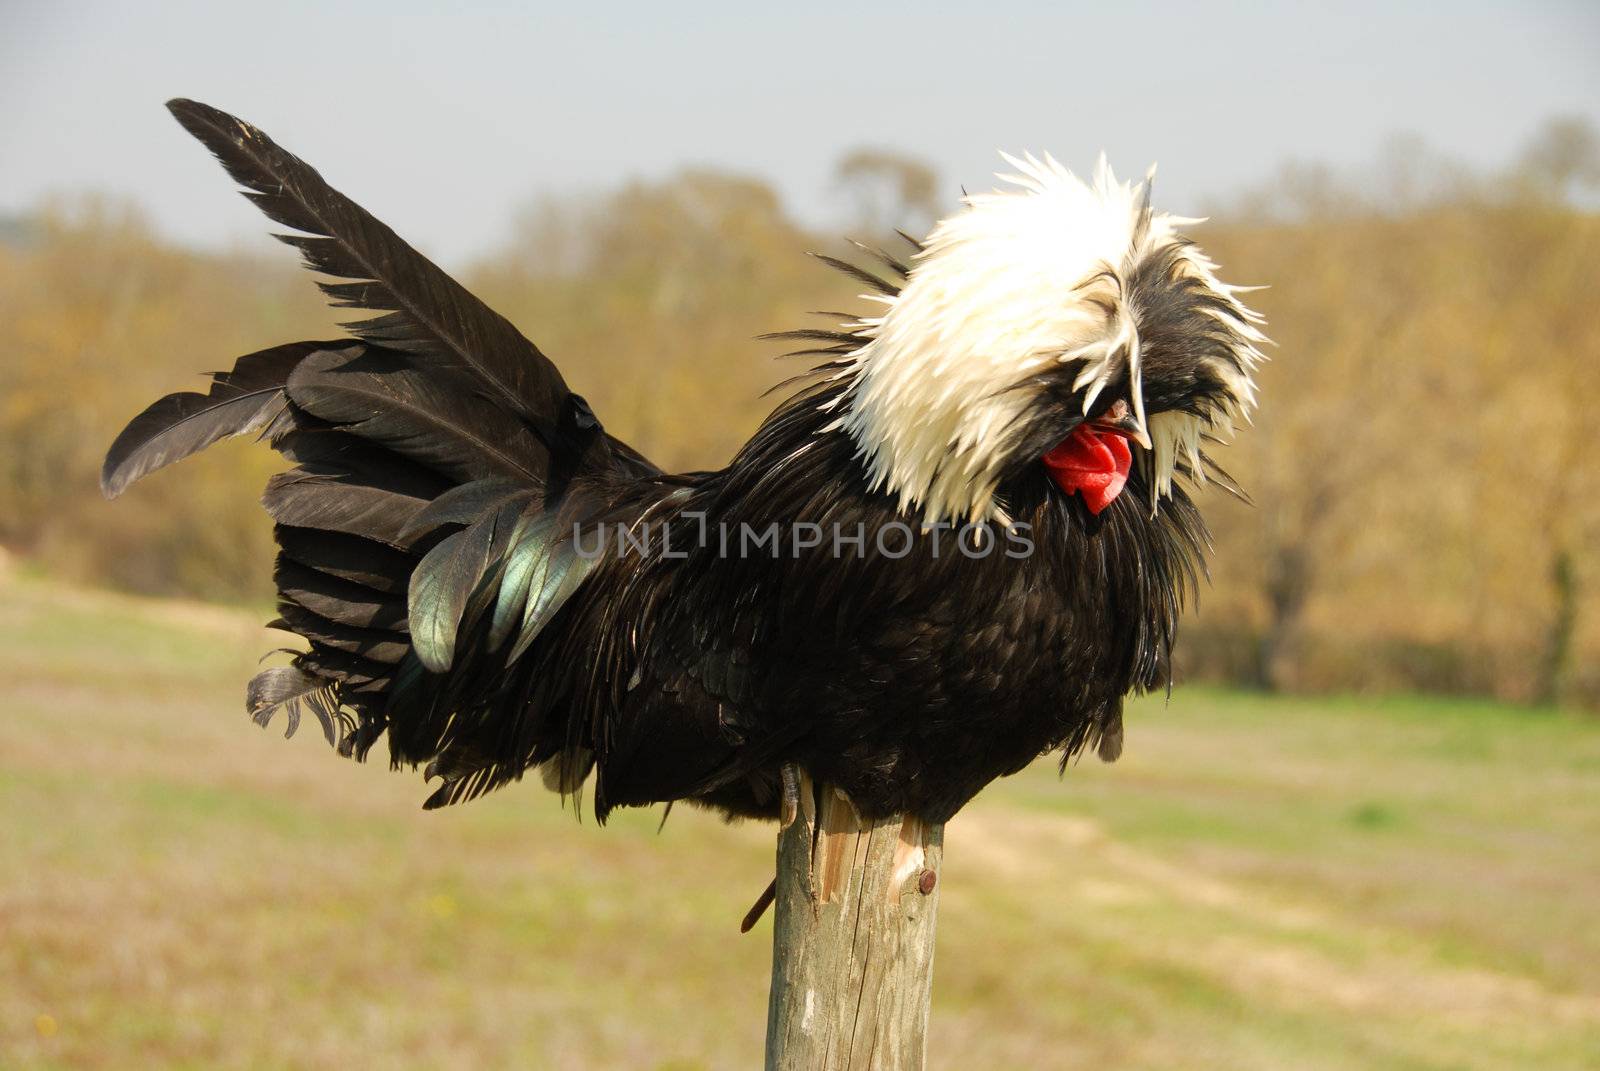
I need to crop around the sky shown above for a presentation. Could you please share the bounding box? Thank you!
[3,0,1597,268]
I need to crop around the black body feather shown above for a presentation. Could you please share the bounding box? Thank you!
[104,101,1230,824]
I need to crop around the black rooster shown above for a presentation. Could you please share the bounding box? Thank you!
[105,101,1265,826]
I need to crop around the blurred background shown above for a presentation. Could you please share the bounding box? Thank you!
[2,2,1597,1068]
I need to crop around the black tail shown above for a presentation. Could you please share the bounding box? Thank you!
[105,100,654,805]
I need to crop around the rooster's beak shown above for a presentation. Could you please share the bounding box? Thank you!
[1091,399,1152,450]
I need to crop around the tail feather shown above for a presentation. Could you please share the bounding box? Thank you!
[261,440,448,547]
[247,665,341,745]
[274,526,412,594]
[105,100,665,813]
[294,646,392,689]
[271,600,411,665]
[285,347,550,484]
[273,558,408,632]
[399,477,532,543]
[165,98,581,441]
[273,425,432,473]
[499,512,596,664]
[101,340,338,497]
[406,493,532,673]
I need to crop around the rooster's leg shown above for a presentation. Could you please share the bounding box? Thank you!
[740,763,805,933]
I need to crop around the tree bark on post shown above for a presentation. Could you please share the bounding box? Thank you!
[764,773,944,1070]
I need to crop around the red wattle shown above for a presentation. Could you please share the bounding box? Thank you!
[1042,425,1133,515]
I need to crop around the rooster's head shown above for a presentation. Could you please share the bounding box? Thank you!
[830,154,1267,524]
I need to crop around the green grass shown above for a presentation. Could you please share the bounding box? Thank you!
[2,572,1597,1069]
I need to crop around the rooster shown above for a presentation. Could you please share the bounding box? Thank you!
[105,100,1265,828]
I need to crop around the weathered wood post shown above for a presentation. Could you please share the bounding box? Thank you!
[763,773,945,1070]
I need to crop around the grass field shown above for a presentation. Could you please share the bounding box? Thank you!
[3,569,1598,1070]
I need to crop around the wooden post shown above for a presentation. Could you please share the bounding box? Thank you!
[764,774,944,1070]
